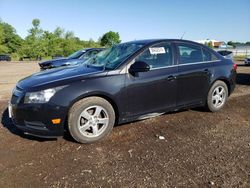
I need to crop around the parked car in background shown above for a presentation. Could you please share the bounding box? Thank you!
[217,50,233,60]
[52,55,65,59]
[39,48,105,70]
[9,39,237,143]
[245,57,250,66]
[0,54,11,61]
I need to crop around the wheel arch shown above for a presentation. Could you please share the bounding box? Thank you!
[67,92,120,124]
[211,77,232,96]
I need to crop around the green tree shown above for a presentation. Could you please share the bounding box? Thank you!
[0,20,23,54]
[204,41,213,48]
[0,23,8,53]
[41,30,56,57]
[207,41,213,48]
[65,31,75,39]
[19,18,45,59]
[54,27,64,38]
[100,31,121,47]
[227,41,236,47]
[0,18,107,60]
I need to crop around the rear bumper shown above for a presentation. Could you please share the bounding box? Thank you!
[229,70,237,95]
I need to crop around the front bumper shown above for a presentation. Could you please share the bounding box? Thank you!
[9,90,67,138]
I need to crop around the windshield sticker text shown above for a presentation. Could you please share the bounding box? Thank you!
[149,47,166,54]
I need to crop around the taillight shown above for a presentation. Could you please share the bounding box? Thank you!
[233,63,237,71]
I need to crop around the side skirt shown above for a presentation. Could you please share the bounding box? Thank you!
[118,102,205,124]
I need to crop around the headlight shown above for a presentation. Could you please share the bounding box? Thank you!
[24,86,66,104]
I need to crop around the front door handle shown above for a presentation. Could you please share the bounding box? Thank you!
[167,75,176,81]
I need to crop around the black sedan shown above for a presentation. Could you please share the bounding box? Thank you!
[39,48,104,70]
[9,39,237,143]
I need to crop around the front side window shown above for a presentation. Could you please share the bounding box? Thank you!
[177,43,203,64]
[135,42,173,69]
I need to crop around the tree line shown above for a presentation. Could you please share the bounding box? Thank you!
[0,19,121,60]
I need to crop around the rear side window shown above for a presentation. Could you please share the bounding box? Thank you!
[177,43,219,64]
[202,48,219,61]
[135,42,173,69]
[177,44,203,64]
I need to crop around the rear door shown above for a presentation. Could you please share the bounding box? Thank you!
[125,42,178,117]
[175,42,216,107]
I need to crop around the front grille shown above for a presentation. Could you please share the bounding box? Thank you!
[25,121,47,130]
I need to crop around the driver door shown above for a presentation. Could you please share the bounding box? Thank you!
[125,42,178,117]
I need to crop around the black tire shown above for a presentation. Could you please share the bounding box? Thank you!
[68,97,115,143]
[206,80,228,112]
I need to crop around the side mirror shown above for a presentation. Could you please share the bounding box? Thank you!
[129,61,150,74]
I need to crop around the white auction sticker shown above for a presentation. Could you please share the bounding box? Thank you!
[149,47,166,54]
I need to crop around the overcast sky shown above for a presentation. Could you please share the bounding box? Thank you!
[0,0,250,42]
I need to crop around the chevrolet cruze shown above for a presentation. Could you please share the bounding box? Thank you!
[9,39,237,143]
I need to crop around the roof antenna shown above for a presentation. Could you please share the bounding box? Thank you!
[180,31,186,39]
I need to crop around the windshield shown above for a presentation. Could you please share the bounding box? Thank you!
[68,50,85,59]
[84,42,146,70]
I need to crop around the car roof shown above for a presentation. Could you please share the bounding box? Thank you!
[80,39,203,51]
[122,39,203,46]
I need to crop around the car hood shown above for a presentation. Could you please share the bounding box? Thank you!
[39,58,79,67]
[39,58,68,65]
[17,65,105,90]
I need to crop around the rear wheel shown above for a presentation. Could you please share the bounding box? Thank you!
[68,97,115,143]
[206,80,228,112]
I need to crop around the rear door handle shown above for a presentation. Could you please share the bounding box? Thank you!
[167,75,176,81]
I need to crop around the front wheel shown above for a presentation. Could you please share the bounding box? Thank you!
[206,80,228,112]
[68,97,115,143]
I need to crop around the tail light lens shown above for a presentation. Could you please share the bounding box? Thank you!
[233,63,237,71]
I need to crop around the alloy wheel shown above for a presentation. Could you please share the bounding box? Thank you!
[77,105,109,138]
[212,86,226,108]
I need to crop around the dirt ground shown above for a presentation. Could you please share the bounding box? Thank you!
[0,61,249,187]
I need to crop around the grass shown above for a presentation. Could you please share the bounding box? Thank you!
[234,55,248,61]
